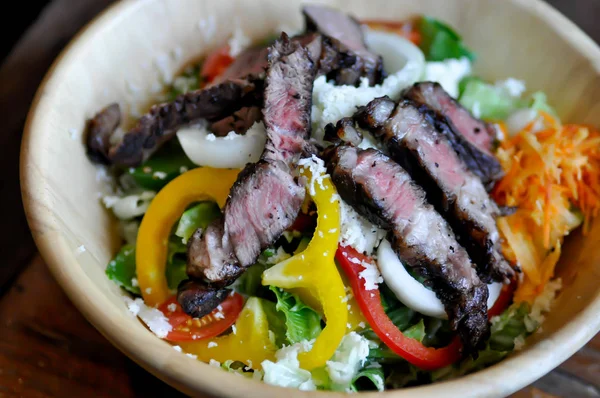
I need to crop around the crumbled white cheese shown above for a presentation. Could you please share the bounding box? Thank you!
[208,341,218,348]
[167,303,177,312]
[209,359,221,368]
[131,278,139,287]
[145,287,152,295]
[205,133,216,142]
[124,297,172,338]
[75,245,86,255]
[358,322,366,329]
[179,166,188,174]
[214,311,225,320]
[339,200,386,255]
[326,332,371,391]
[311,65,420,144]
[423,57,472,98]
[495,78,526,97]
[262,341,317,391]
[298,155,329,196]
[359,259,384,290]
[153,171,167,180]
[232,325,237,335]
[173,345,182,352]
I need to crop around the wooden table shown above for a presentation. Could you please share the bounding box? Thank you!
[2,0,599,396]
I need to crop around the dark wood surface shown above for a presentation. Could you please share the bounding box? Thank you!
[2,0,599,397]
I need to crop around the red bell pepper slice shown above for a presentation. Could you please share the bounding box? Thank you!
[336,245,462,370]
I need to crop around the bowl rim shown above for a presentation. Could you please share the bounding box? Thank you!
[20,0,600,396]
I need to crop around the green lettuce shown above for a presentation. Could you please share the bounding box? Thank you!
[459,78,526,120]
[351,366,385,392]
[459,77,558,122]
[418,17,476,62]
[270,287,322,344]
[261,299,288,348]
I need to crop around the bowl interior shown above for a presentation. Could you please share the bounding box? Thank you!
[21,0,600,396]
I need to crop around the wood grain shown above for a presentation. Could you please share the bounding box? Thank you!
[5,0,600,397]
[0,255,185,397]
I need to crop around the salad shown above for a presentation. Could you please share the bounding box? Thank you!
[86,5,600,392]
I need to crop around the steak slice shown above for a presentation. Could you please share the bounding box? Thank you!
[211,45,270,85]
[208,106,262,136]
[303,5,385,85]
[404,82,504,190]
[87,78,262,167]
[86,103,121,164]
[176,279,230,319]
[326,145,489,352]
[180,34,315,314]
[356,98,514,283]
[324,117,363,146]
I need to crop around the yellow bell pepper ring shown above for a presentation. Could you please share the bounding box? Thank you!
[262,164,348,370]
[179,297,277,368]
[136,167,239,307]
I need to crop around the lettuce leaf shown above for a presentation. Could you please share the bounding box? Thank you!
[459,78,527,120]
[270,287,322,344]
[106,244,140,295]
[261,299,288,348]
[418,17,476,62]
[489,302,533,351]
[350,366,385,392]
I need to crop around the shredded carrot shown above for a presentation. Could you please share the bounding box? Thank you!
[493,112,600,302]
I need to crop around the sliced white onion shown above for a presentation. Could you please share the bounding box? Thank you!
[364,29,425,79]
[377,239,502,319]
[176,122,267,169]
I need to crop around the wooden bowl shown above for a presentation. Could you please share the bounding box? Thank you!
[21,0,600,396]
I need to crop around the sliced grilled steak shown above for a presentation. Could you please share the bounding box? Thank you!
[303,5,385,85]
[404,82,504,190]
[180,34,315,314]
[86,103,121,164]
[176,280,230,319]
[357,98,514,283]
[326,145,489,352]
[208,106,262,136]
[211,46,270,85]
[87,78,262,166]
[323,117,363,146]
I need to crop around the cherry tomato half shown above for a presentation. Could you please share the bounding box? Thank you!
[158,292,244,342]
